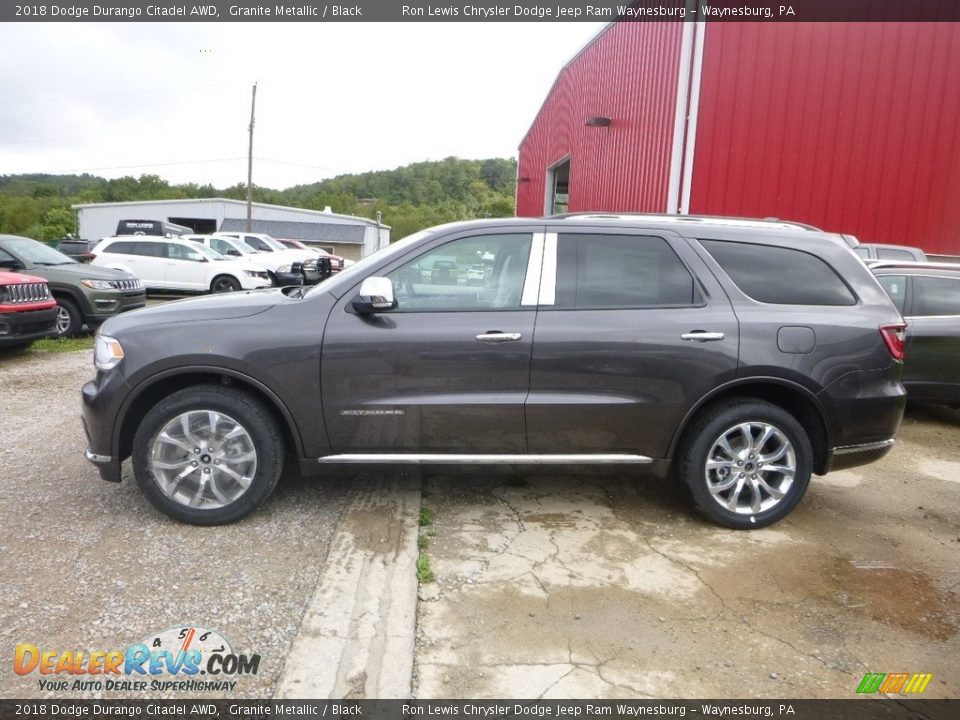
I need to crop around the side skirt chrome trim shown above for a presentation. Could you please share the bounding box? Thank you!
[319,453,653,465]
[832,439,895,455]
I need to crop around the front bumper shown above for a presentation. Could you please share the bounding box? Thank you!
[85,290,147,323]
[269,270,305,287]
[81,372,130,483]
[0,306,57,345]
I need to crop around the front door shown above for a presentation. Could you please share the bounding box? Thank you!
[321,229,543,453]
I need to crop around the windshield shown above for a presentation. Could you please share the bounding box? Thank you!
[258,235,288,251]
[192,244,229,261]
[243,235,286,253]
[2,237,76,266]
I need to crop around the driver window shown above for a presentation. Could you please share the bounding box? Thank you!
[386,234,532,312]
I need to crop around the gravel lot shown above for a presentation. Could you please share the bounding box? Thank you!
[2,344,958,702]
[0,348,350,699]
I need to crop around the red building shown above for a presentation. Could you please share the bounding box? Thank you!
[516,19,960,258]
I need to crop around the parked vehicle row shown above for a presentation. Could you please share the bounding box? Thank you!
[83,214,908,530]
[0,234,144,337]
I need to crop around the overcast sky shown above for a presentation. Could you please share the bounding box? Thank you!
[0,22,606,190]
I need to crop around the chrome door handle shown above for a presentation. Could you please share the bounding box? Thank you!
[476,332,522,344]
[681,331,725,342]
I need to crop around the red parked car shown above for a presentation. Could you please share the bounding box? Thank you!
[0,271,58,349]
[276,239,345,273]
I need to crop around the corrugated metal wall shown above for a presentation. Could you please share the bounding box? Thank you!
[516,22,684,217]
[690,22,960,255]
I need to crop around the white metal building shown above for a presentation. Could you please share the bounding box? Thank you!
[73,198,390,260]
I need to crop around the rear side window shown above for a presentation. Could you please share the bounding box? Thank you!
[913,276,960,316]
[877,275,907,313]
[102,242,133,254]
[555,234,700,309]
[700,240,856,306]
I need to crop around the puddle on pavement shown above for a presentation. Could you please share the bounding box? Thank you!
[827,559,958,641]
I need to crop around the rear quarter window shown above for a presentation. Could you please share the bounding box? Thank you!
[700,239,856,306]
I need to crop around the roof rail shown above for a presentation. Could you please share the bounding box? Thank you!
[547,212,821,232]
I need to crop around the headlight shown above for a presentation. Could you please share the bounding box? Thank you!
[275,265,291,273]
[81,279,116,290]
[94,334,124,371]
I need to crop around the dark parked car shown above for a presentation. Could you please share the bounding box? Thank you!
[0,270,57,349]
[82,216,906,529]
[871,261,960,406]
[55,238,96,263]
[0,235,145,336]
[430,259,458,285]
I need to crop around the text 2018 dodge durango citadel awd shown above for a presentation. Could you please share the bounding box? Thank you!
[81,216,907,529]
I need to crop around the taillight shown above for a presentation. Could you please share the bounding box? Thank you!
[880,323,907,361]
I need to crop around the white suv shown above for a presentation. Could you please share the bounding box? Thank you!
[91,237,272,293]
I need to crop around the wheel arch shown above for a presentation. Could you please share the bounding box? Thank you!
[114,367,303,465]
[48,285,89,316]
[669,378,832,475]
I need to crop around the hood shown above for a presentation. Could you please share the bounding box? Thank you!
[0,269,47,284]
[25,262,135,282]
[101,288,285,335]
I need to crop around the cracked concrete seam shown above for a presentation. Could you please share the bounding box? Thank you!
[275,474,421,699]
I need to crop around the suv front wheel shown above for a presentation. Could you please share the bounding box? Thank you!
[132,386,283,525]
[677,399,812,529]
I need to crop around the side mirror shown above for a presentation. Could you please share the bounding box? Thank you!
[227,249,241,257]
[352,277,396,314]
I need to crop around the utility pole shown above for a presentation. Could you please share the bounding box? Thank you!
[246,82,257,232]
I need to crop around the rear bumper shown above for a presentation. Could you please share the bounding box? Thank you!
[0,306,57,345]
[824,438,896,472]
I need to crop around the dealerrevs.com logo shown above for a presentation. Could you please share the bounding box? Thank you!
[14,625,261,693]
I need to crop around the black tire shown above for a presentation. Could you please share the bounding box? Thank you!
[54,297,83,337]
[676,399,812,530]
[210,275,241,293]
[132,385,284,525]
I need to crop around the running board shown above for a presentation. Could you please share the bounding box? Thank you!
[318,453,653,465]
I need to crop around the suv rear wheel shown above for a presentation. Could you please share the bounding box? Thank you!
[132,386,283,525]
[677,399,812,529]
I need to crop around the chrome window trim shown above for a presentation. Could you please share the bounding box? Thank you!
[537,232,558,306]
[520,232,545,307]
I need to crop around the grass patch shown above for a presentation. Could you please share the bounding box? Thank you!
[29,335,95,353]
[416,552,435,584]
[417,533,430,551]
[419,507,434,527]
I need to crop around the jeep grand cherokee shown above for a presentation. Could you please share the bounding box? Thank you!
[81,216,907,528]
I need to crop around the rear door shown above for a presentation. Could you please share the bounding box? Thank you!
[321,227,544,453]
[526,227,739,458]
[903,274,960,404]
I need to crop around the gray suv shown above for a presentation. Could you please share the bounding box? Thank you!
[82,216,907,529]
